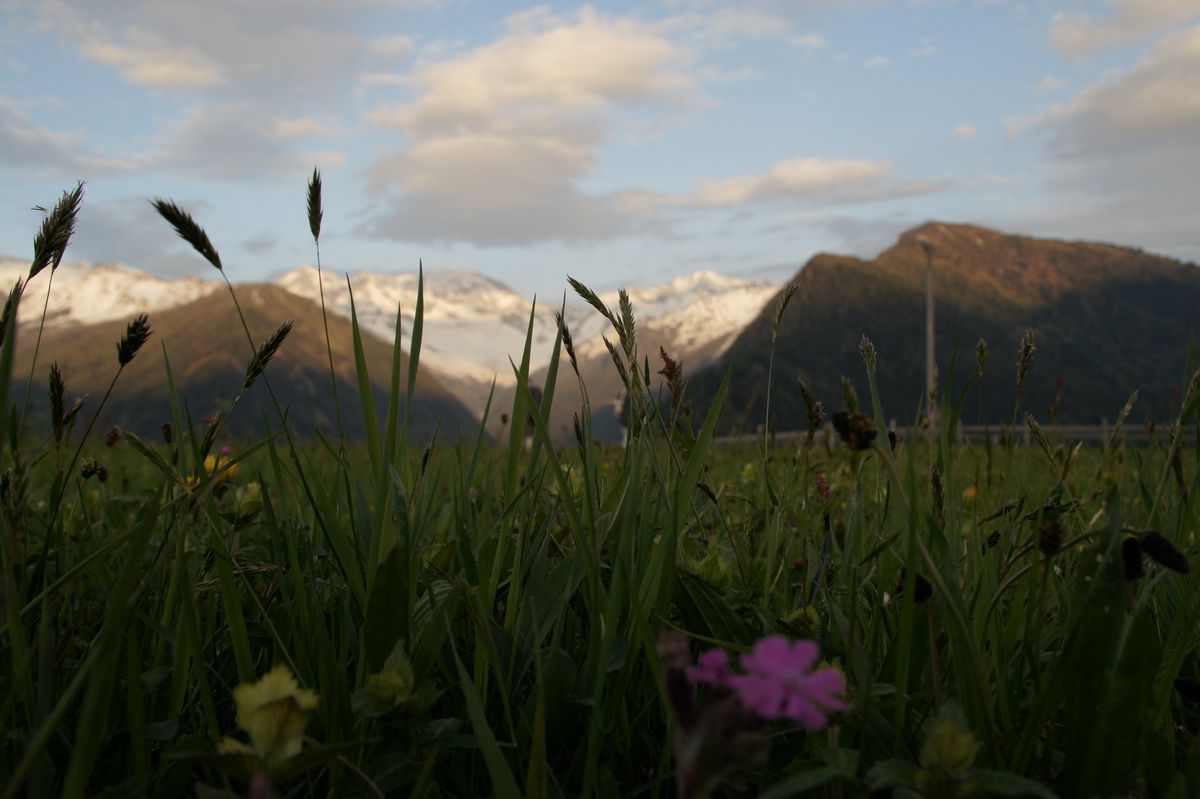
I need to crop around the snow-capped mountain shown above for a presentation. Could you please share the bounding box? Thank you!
[0,254,778,421]
[0,258,220,328]
[276,266,778,417]
[573,271,781,364]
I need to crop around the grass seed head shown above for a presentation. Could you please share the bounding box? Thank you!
[840,376,859,414]
[555,311,579,376]
[117,314,152,366]
[307,167,323,242]
[30,182,84,279]
[603,335,630,390]
[152,198,223,272]
[0,279,23,349]
[200,411,223,458]
[567,276,616,328]
[859,335,877,376]
[1123,537,1145,582]
[244,321,294,389]
[976,338,987,378]
[48,362,65,443]
[1016,328,1036,392]
[771,281,799,343]
[930,464,945,516]
[617,289,636,358]
[1138,532,1189,574]
[797,380,824,441]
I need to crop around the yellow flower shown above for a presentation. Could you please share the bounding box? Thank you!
[961,485,978,505]
[234,483,263,520]
[219,664,318,773]
[787,605,822,630]
[364,646,416,711]
[205,453,239,482]
[695,548,732,589]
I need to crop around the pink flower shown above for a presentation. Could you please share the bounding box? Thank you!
[728,636,845,730]
[685,648,734,688]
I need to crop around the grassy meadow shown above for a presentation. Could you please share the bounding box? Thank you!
[2,180,1200,798]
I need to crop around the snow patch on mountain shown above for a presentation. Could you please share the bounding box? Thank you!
[0,258,220,328]
[0,254,779,419]
[277,267,778,390]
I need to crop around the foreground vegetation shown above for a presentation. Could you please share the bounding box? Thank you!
[2,180,1199,798]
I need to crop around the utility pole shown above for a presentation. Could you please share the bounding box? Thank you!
[919,236,937,428]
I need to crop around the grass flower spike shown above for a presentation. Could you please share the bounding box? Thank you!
[729,636,845,730]
[218,664,318,773]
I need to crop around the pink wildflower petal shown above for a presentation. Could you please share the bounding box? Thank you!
[782,640,820,672]
[729,674,785,718]
[741,635,792,675]
[803,669,847,710]
[685,648,734,687]
[729,636,848,729]
[783,694,829,730]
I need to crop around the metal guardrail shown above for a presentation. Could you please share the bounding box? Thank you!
[715,423,1198,447]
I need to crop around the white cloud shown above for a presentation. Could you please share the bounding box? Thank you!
[1051,0,1200,56]
[0,96,128,176]
[1039,26,1200,154]
[1026,24,1200,257]
[864,55,890,68]
[360,6,938,246]
[269,117,346,139]
[358,71,410,88]
[686,159,893,207]
[10,0,418,182]
[952,124,976,140]
[790,34,826,49]
[657,7,823,49]
[142,104,324,180]
[363,7,698,245]
[367,34,416,61]
[80,29,225,89]
[1034,75,1067,94]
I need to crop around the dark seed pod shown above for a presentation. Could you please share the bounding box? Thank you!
[1122,537,1144,582]
[80,459,107,482]
[1138,532,1190,574]
[832,411,876,451]
[896,569,934,604]
[986,529,1001,549]
[161,422,174,444]
[1037,520,1063,556]
[105,426,122,447]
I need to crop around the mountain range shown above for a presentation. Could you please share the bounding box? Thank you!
[0,259,777,442]
[688,222,1200,432]
[3,220,1197,443]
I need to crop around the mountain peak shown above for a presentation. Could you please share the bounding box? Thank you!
[694,221,1200,431]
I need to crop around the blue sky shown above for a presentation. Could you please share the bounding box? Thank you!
[1,0,1197,299]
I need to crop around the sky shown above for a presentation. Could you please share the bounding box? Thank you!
[0,0,1197,300]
